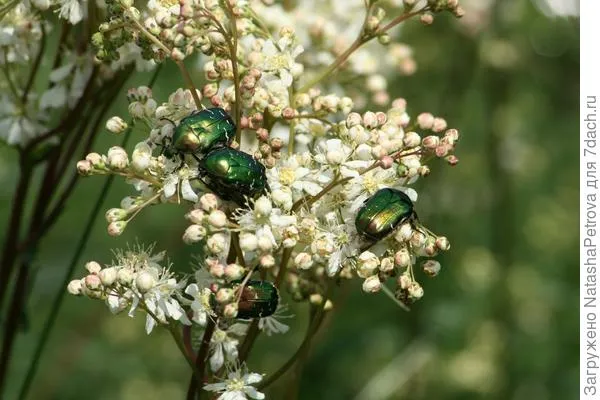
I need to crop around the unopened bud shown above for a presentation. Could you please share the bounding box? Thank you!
[136,271,156,293]
[107,221,127,236]
[106,116,128,134]
[105,208,127,223]
[208,210,227,228]
[85,274,102,291]
[99,267,117,286]
[199,193,221,211]
[224,263,244,280]
[362,275,382,293]
[422,260,441,277]
[215,288,234,303]
[67,279,83,295]
[85,261,102,274]
[223,302,238,318]
[107,146,129,170]
[183,224,207,244]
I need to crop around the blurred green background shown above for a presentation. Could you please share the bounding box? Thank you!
[1,0,579,399]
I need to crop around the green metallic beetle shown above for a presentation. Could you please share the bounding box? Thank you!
[235,280,279,319]
[197,147,268,205]
[355,188,416,241]
[168,107,235,159]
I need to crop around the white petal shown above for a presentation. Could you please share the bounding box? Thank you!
[145,314,156,334]
[244,373,263,385]
[185,283,199,296]
[300,181,322,196]
[244,387,265,400]
[210,345,224,372]
[181,178,199,202]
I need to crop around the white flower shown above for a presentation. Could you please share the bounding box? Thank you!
[259,39,304,88]
[203,369,265,400]
[163,167,199,203]
[56,0,85,25]
[185,283,215,326]
[209,324,247,372]
[0,95,46,146]
[267,155,322,200]
[258,304,292,336]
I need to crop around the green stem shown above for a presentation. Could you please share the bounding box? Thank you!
[187,318,216,400]
[221,0,242,143]
[298,7,427,93]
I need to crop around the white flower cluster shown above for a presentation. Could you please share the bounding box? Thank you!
[70,0,464,397]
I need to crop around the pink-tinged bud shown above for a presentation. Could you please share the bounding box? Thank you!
[422,135,440,149]
[398,273,411,289]
[380,155,394,169]
[424,240,438,257]
[432,117,447,133]
[107,221,127,236]
[208,262,225,278]
[223,302,238,318]
[435,144,450,158]
[105,208,127,223]
[209,283,219,293]
[294,252,313,270]
[215,288,234,303]
[210,95,222,106]
[99,267,117,286]
[373,91,390,106]
[256,128,269,142]
[270,137,283,151]
[259,254,276,268]
[394,249,411,268]
[435,236,451,251]
[282,107,296,119]
[85,261,102,274]
[410,231,426,247]
[67,279,83,295]
[446,155,459,166]
[199,193,221,211]
[362,275,382,293]
[224,263,244,280]
[392,98,407,111]
[77,160,93,175]
[186,209,205,224]
[422,260,441,277]
[84,274,102,291]
[375,111,387,126]
[363,111,378,129]
[417,112,434,129]
[202,83,218,98]
[420,13,434,25]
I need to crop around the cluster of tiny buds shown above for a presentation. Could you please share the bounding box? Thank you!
[76,147,130,177]
[417,112,460,165]
[253,134,283,168]
[400,0,465,26]
[67,260,151,298]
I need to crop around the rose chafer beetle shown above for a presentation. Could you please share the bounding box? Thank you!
[197,147,268,205]
[236,280,279,319]
[355,188,416,241]
[167,107,235,159]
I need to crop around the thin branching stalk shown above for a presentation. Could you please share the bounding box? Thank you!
[221,0,243,142]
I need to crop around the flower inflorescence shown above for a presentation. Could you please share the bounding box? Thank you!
[66,0,464,396]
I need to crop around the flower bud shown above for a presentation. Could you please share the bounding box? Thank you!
[67,279,83,295]
[208,210,227,228]
[105,208,127,223]
[294,252,313,270]
[435,236,451,251]
[380,257,395,272]
[432,117,447,133]
[422,135,440,149]
[207,233,227,254]
[380,155,394,169]
[394,223,413,242]
[199,193,221,211]
[77,160,93,175]
[239,233,258,252]
[257,235,273,252]
[224,264,244,280]
[422,260,441,277]
[398,273,412,289]
[85,261,102,274]
[223,302,238,318]
[107,221,127,236]
[107,146,129,170]
[324,299,334,310]
[420,13,434,25]
[394,249,411,268]
[84,274,102,291]
[106,116,128,134]
[410,231,426,248]
[131,142,152,172]
[117,268,134,286]
[128,102,145,118]
[183,224,207,244]
[417,113,434,129]
[403,131,421,148]
[99,267,117,286]
[259,254,276,268]
[209,262,225,278]
[363,111,378,129]
[356,251,380,278]
[362,275,382,293]
[186,209,206,225]
[445,155,459,166]
[135,271,156,293]
[408,282,424,299]
[32,0,51,10]
[215,288,234,303]
[346,112,362,128]
[85,152,103,167]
